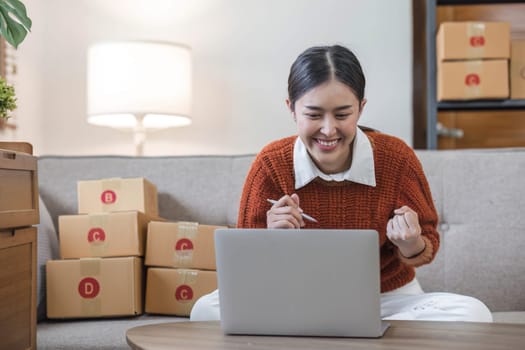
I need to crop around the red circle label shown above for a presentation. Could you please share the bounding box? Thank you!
[175,285,193,302]
[100,190,117,204]
[175,238,194,251]
[469,36,485,47]
[465,73,480,86]
[78,277,100,298]
[87,227,106,243]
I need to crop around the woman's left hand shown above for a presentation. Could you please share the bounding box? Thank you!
[386,205,425,258]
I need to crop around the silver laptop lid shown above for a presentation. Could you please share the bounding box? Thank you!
[215,229,387,337]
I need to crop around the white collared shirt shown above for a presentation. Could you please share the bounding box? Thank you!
[293,127,376,190]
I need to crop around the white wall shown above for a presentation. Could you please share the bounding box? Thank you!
[11,0,412,156]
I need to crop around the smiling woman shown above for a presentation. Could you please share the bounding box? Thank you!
[290,80,364,174]
[191,44,493,325]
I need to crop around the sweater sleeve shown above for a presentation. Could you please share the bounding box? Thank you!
[237,153,286,228]
[395,151,440,267]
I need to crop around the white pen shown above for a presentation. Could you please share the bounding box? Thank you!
[266,199,318,223]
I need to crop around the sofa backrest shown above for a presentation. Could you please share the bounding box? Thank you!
[38,155,255,229]
[37,148,525,312]
[414,148,525,313]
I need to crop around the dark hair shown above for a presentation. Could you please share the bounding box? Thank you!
[287,45,365,111]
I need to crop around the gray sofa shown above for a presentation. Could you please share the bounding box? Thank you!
[36,149,525,349]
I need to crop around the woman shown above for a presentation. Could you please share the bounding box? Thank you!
[191,44,492,322]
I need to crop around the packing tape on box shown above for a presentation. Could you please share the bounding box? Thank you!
[172,221,198,267]
[79,257,102,276]
[88,214,109,256]
[99,178,122,212]
[177,269,199,284]
[464,60,483,98]
[467,22,486,58]
[79,258,102,315]
[81,298,102,316]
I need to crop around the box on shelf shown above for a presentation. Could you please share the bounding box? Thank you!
[77,177,158,217]
[59,211,153,259]
[46,257,143,319]
[145,221,226,270]
[511,40,525,99]
[0,144,39,230]
[437,21,510,61]
[145,268,217,317]
[437,59,509,101]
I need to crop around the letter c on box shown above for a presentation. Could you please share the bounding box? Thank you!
[87,228,106,243]
[175,285,193,302]
[469,36,485,47]
[465,73,480,86]
[175,238,194,251]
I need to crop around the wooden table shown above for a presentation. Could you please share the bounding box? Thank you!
[126,320,525,350]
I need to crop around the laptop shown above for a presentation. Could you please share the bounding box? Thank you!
[214,228,390,337]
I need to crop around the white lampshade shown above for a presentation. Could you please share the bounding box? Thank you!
[87,41,192,129]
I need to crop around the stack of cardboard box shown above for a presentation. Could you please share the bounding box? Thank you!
[46,177,158,319]
[144,221,225,316]
[437,21,510,101]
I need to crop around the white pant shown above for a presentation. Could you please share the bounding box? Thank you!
[190,279,493,323]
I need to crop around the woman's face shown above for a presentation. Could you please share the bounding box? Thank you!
[288,79,366,174]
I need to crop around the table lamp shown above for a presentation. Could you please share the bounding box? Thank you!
[87,41,192,155]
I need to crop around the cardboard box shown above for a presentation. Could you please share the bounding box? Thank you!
[145,268,217,316]
[0,144,39,229]
[145,221,226,270]
[437,21,510,61]
[77,177,158,217]
[59,211,152,259]
[437,59,509,101]
[46,257,143,319]
[511,40,525,99]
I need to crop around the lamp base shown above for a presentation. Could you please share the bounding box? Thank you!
[134,114,146,156]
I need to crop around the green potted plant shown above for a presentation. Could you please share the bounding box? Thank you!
[0,0,30,127]
[0,76,16,121]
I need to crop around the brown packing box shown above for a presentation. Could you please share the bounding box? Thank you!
[59,211,152,259]
[145,268,217,317]
[511,40,525,99]
[145,221,226,270]
[77,177,158,217]
[0,144,39,229]
[46,257,143,319]
[437,21,510,61]
[437,59,509,101]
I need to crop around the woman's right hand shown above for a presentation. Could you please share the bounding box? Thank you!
[266,194,305,229]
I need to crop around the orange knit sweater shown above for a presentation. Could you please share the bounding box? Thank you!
[237,131,439,293]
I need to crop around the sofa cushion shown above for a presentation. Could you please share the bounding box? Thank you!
[37,315,187,350]
[492,312,525,324]
[37,196,60,321]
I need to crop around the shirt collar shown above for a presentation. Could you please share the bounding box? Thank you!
[293,127,376,189]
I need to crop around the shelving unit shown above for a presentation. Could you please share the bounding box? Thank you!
[412,0,525,149]
[0,143,38,350]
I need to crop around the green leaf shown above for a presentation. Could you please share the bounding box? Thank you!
[0,76,17,120]
[0,0,32,49]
